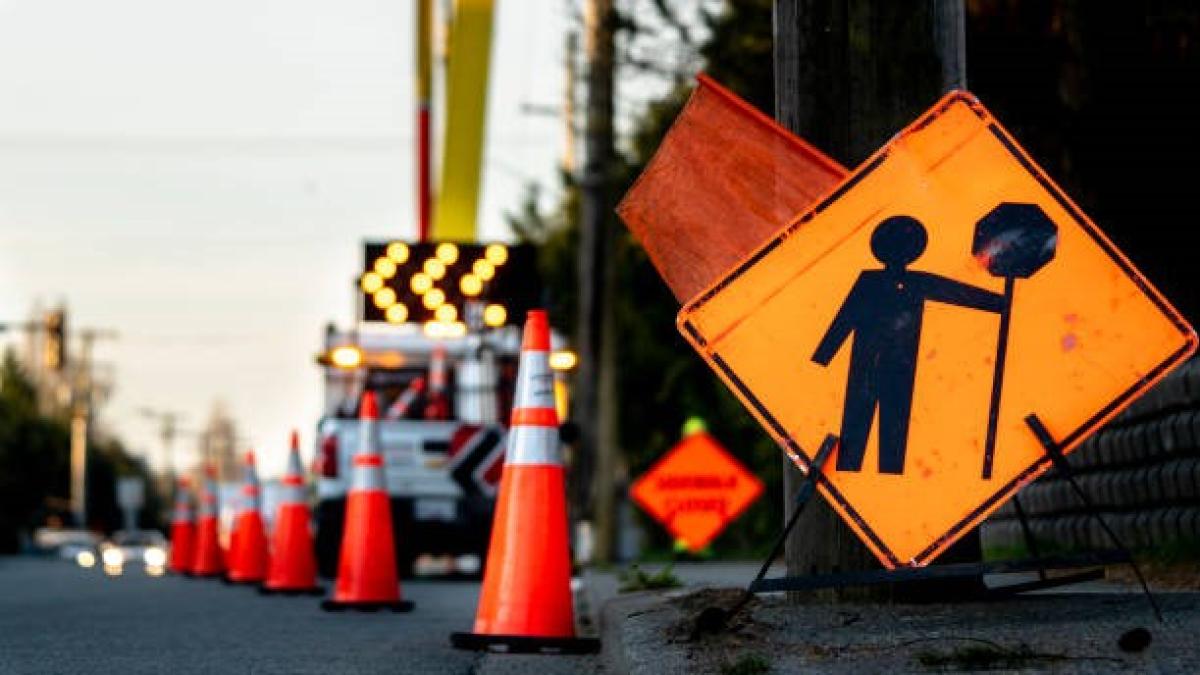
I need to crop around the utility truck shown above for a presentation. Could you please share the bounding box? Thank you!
[312,241,571,577]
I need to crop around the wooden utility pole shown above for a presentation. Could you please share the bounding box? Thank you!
[576,0,618,563]
[773,0,970,590]
[69,327,117,528]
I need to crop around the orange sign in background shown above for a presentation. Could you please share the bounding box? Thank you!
[631,430,763,552]
[678,92,1196,568]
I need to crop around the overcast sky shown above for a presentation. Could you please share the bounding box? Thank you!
[0,0,570,477]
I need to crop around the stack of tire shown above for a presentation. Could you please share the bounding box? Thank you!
[983,358,1200,556]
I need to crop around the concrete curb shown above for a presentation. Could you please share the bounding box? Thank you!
[599,590,671,675]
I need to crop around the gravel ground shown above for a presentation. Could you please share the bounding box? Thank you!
[609,584,1200,674]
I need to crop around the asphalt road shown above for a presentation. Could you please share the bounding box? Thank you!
[0,557,603,675]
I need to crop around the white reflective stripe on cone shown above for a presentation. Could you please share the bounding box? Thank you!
[278,483,307,504]
[505,425,562,466]
[513,353,555,410]
[286,449,305,477]
[350,457,386,491]
[197,483,218,517]
[359,419,376,455]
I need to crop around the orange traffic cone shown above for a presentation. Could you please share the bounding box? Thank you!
[424,345,450,420]
[452,310,599,653]
[168,477,195,574]
[386,376,426,420]
[321,391,413,611]
[189,463,225,577]
[262,430,322,595]
[227,451,269,584]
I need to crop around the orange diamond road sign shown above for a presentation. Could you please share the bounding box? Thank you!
[678,91,1196,568]
[631,429,764,552]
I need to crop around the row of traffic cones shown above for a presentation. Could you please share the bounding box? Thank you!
[164,310,597,653]
[167,434,321,594]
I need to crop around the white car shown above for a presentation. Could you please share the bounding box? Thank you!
[33,527,101,562]
[101,530,168,573]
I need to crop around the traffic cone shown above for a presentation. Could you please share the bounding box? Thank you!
[189,463,225,577]
[321,391,413,611]
[424,345,450,420]
[227,451,269,584]
[451,310,599,653]
[262,430,322,595]
[168,477,195,574]
[386,376,426,420]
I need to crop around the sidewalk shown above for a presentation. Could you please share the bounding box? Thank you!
[596,565,1200,674]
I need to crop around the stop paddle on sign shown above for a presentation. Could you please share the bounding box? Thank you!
[972,202,1059,479]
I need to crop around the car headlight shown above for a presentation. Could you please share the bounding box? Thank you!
[76,550,96,568]
[102,547,125,567]
[143,547,166,567]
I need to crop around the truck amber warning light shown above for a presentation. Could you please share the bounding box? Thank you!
[359,241,539,327]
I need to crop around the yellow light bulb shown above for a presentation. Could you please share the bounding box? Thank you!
[473,260,495,281]
[459,273,483,297]
[435,304,458,323]
[385,304,409,324]
[483,304,507,327]
[424,258,446,280]
[374,257,397,279]
[360,272,384,293]
[329,345,363,369]
[423,288,446,309]
[550,350,579,371]
[485,243,509,266]
[373,287,397,309]
[435,242,459,264]
[386,242,410,264]
[410,272,433,294]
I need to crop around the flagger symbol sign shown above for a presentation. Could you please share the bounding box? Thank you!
[679,92,1195,568]
[813,205,1055,480]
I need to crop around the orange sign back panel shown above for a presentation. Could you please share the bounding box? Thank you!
[630,431,764,552]
[617,74,846,303]
[678,92,1196,568]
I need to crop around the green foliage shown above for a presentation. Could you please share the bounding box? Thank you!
[508,0,784,558]
[914,641,1059,671]
[617,563,682,592]
[720,653,772,675]
[0,351,163,552]
[0,352,71,552]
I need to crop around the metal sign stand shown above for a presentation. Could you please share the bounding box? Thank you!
[737,416,1163,622]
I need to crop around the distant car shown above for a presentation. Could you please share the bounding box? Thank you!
[102,530,168,572]
[32,527,101,562]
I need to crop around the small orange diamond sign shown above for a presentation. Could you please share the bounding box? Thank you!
[631,430,764,552]
[678,92,1196,568]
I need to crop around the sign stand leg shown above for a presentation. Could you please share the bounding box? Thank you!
[1023,414,1163,623]
[696,435,838,634]
[1010,494,1047,581]
[734,422,1142,603]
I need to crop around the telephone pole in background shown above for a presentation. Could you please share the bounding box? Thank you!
[138,407,185,502]
[773,0,969,592]
[576,0,618,563]
[69,327,118,528]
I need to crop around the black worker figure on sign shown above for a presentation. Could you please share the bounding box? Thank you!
[812,215,1006,475]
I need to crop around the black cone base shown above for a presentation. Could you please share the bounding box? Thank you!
[187,571,224,579]
[259,585,325,597]
[450,632,600,654]
[320,599,414,613]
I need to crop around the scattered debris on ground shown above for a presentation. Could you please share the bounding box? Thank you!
[618,563,683,593]
[609,586,1200,674]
